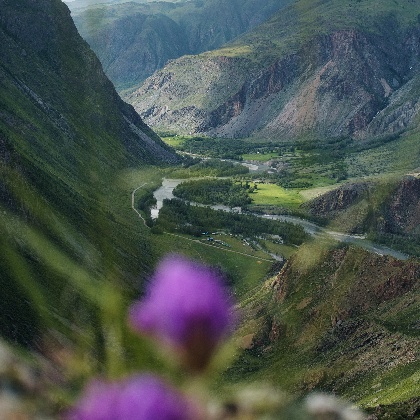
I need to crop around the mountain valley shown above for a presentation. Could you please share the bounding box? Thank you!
[0,0,419,418]
[69,0,293,89]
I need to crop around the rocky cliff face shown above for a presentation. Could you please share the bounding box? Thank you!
[304,181,372,219]
[127,2,420,142]
[384,175,420,236]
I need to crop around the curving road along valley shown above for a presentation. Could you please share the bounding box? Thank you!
[149,178,409,261]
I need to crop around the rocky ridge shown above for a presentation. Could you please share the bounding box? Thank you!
[127,1,420,142]
[384,175,420,236]
[304,176,420,240]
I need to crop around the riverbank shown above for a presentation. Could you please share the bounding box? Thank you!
[150,178,409,260]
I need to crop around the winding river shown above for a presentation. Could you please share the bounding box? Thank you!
[151,178,409,261]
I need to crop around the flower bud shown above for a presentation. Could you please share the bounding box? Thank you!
[129,255,234,372]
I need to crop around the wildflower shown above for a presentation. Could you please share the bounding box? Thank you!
[67,374,194,420]
[129,254,234,372]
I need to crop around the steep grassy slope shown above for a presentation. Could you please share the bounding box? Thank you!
[0,0,177,349]
[229,243,420,417]
[128,0,420,143]
[71,0,293,89]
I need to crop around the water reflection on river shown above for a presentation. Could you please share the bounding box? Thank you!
[151,178,184,219]
[151,178,242,218]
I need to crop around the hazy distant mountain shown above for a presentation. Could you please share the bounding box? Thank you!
[72,0,293,89]
[65,0,185,9]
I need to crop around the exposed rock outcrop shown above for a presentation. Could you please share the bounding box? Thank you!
[384,175,420,236]
[304,182,372,219]
[129,7,420,142]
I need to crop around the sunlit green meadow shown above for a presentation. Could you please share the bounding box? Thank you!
[250,183,304,208]
[242,152,279,161]
[160,135,188,148]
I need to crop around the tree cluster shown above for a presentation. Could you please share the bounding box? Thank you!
[173,158,249,177]
[156,199,308,246]
[178,137,285,160]
[173,179,252,208]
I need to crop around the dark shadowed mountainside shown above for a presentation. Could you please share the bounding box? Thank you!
[0,0,177,346]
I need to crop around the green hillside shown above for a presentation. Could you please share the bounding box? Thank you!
[228,243,420,416]
[1,1,419,417]
[0,0,177,349]
[229,0,420,55]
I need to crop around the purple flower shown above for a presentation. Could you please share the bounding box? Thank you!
[129,254,234,371]
[67,374,194,420]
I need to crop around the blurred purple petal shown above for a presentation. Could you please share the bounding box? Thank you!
[129,254,234,370]
[67,374,193,420]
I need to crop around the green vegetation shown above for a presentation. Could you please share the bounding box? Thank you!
[174,178,305,210]
[3,1,420,417]
[173,178,253,208]
[260,241,298,260]
[169,158,249,178]
[359,362,420,407]
[160,134,186,148]
[250,183,304,208]
[162,135,352,188]
[156,199,308,246]
[242,152,279,161]
[0,0,177,393]
[172,136,288,160]
[177,137,248,159]
[345,129,420,179]
[149,232,273,296]
[225,243,420,411]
